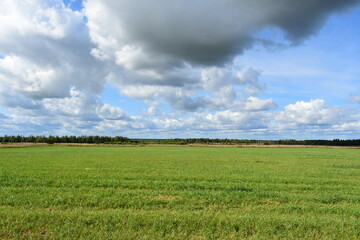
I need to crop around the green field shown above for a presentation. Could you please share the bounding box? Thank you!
[0,146,359,239]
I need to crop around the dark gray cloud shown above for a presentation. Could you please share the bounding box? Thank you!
[87,0,360,67]
[271,0,360,43]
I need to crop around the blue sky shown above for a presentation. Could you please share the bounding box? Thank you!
[243,7,360,109]
[0,0,360,139]
[62,0,83,11]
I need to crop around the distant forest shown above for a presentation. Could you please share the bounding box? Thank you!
[1,135,360,146]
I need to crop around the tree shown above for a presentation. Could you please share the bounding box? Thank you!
[47,136,55,145]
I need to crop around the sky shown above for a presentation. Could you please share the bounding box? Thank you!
[0,0,360,139]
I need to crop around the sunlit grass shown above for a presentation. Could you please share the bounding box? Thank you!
[0,146,359,239]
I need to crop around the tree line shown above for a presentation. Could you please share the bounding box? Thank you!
[155,138,360,146]
[1,135,359,146]
[0,135,131,144]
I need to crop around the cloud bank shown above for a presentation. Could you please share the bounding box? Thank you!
[0,0,359,138]
[84,0,359,115]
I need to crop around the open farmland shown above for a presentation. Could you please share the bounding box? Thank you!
[0,146,359,239]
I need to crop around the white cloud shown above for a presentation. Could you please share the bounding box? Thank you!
[0,0,79,39]
[201,67,237,91]
[202,110,271,130]
[97,104,127,120]
[241,97,278,111]
[236,68,266,95]
[333,120,360,132]
[43,88,100,120]
[0,0,107,100]
[0,0,131,135]
[275,99,349,129]
[110,66,274,113]
[0,56,65,99]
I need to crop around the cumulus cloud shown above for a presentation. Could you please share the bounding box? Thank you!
[84,0,359,116]
[275,99,349,129]
[97,104,128,120]
[0,0,107,101]
[86,0,359,67]
[0,0,130,134]
[111,66,275,113]
[236,68,266,95]
[201,110,272,130]
[122,110,272,132]
[42,88,101,121]
[240,97,278,111]
[269,99,360,138]
[1,0,359,138]
[201,67,265,95]
[333,120,360,132]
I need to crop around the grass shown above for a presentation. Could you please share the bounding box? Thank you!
[0,146,359,239]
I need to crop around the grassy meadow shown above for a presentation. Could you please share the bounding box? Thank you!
[0,146,359,239]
